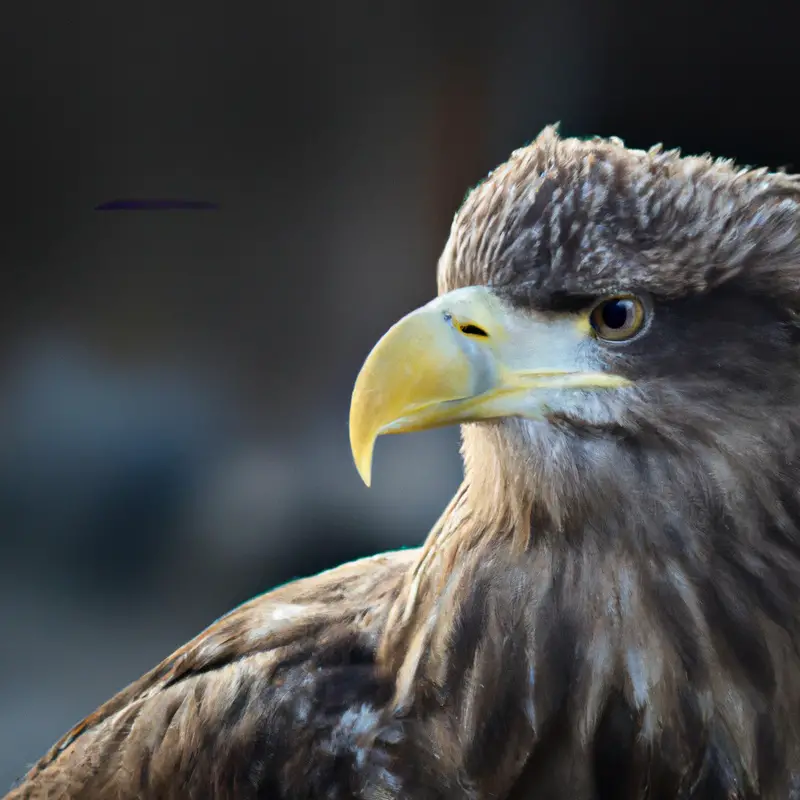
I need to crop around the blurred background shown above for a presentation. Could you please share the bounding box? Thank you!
[1,0,798,789]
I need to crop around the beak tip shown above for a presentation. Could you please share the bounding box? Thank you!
[350,424,375,487]
[354,452,373,487]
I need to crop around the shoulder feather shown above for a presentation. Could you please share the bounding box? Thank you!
[7,549,416,799]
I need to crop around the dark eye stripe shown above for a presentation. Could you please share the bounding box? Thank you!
[497,284,596,313]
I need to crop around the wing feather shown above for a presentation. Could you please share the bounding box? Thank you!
[7,549,416,799]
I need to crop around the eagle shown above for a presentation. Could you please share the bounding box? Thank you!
[8,126,800,799]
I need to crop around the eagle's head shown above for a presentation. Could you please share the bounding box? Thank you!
[350,126,800,536]
[348,127,800,798]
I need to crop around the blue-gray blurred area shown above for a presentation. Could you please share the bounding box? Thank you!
[0,0,797,789]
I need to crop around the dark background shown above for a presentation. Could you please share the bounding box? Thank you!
[1,0,798,790]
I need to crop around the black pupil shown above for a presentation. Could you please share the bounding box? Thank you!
[601,299,633,329]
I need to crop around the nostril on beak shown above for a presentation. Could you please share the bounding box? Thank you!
[442,311,489,338]
[458,323,489,337]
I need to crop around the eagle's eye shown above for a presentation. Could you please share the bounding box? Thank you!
[589,294,647,341]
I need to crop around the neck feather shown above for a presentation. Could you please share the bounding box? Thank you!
[376,418,800,794]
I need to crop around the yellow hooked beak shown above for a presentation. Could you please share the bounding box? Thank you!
[349,286,630,485]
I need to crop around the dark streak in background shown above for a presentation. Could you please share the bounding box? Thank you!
[0,0,798,790]
[95,200,220,211]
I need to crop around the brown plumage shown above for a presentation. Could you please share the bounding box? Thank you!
[9,126,800,798]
